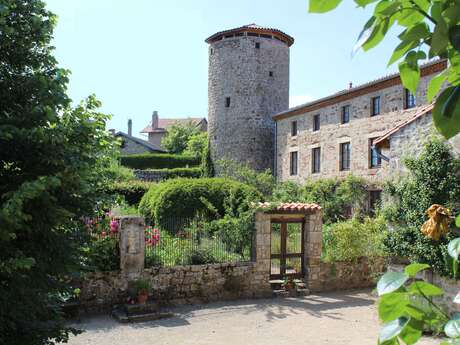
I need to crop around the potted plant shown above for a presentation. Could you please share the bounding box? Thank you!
[133,279,151,304]
[281,276,296,291]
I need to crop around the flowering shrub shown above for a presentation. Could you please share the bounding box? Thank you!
[145,226,160,247]
[83,212,120,271]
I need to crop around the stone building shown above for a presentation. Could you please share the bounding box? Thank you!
[141,111,207,150]
[206,24,293,172]
[374,104,460,175]
[114,119,165,155]
[273,59,448,186]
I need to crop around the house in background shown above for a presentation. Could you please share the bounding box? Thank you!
[141,111,207,150]
[114,119,165,155]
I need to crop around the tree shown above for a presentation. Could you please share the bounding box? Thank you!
[184,131,208,157]
[308,0,460,140]
[0,1,116,344]
[161,122,201,154]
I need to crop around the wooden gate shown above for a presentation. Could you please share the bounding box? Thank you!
[270,218,304,280]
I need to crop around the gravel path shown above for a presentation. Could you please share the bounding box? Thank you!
[66,290,439,345]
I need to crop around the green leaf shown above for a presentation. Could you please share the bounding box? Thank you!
[399,60,420,95]
[354,0,378,7]
[398,22,430,41]
[433,86,460,139]
[445,319,460,338]
[404,263,430,278]
[379,292,409,322]
[379,317,410,343]
[431,19,449,55]
[396,9,425,27]
[353,16,376,55]
[449,25,460,51]
[309,0,343,13]
[411,0,430,12]
[388,40,418,66]
[405,305,425,320]
[377,271,409,296]
[449,238,460,260]
[363,18,392,51]
[408,281,443,296]
[427,70,448,102]
[399,318,423,345]
[456,215,460,228]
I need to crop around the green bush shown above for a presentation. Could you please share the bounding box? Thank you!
[382,137,460,278]
[322,216,387,263]
[86,237,120,272]
[120,153,200,170]
[139,178,262,231]
[271,175,368,224]
[142,167,203,179]
[107,180,155,205]
[216,159,275,197]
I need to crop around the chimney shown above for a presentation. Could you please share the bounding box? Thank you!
[128,119,132,136]
[152,111,159,129]
[349,82,353,89]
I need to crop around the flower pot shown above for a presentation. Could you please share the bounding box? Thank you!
[137,292,148,305]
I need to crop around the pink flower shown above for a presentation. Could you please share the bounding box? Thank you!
[110,219,119,234]
[101,231,107,238]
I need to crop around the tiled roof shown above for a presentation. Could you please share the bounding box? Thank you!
[115,132,166,152]
[141,117,206,134]
[258,202,322,213]
[273,59,446,120]
[205,24,294,47]
[374,104,434,148]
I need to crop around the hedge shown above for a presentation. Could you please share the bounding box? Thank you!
[135,167,203,180]
[107,180,155,205]
[120,153,200,170]
[139,178,262,231]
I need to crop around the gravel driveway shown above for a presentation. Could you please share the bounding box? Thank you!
[66,290,439,345]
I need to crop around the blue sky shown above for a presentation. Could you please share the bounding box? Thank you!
[45,0,402,137]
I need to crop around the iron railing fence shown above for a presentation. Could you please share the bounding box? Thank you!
[145,217,254,267]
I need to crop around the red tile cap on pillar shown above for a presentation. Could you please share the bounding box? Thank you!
[257,202,321,214]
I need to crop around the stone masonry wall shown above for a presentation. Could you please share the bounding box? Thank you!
[79,262,270,313]
[381,113,460,176]
[208,33,290,172]
[313,257,386,293]
[276,71,440,185]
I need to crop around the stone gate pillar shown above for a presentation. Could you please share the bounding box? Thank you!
[304,211,323,292]
[119,216,145,281]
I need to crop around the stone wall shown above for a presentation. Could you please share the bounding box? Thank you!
[382,113,460,176]
[208,32,290,172]
[313,257,386,293]
[79,262,271,313]
[275,64,443,185]
[388,264,460,315]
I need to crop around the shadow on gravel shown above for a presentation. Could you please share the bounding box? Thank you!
[70,289,374,333]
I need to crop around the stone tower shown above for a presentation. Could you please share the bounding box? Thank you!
[206,24,293,172]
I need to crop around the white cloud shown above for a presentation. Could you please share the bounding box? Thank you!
[289,94,314,108]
